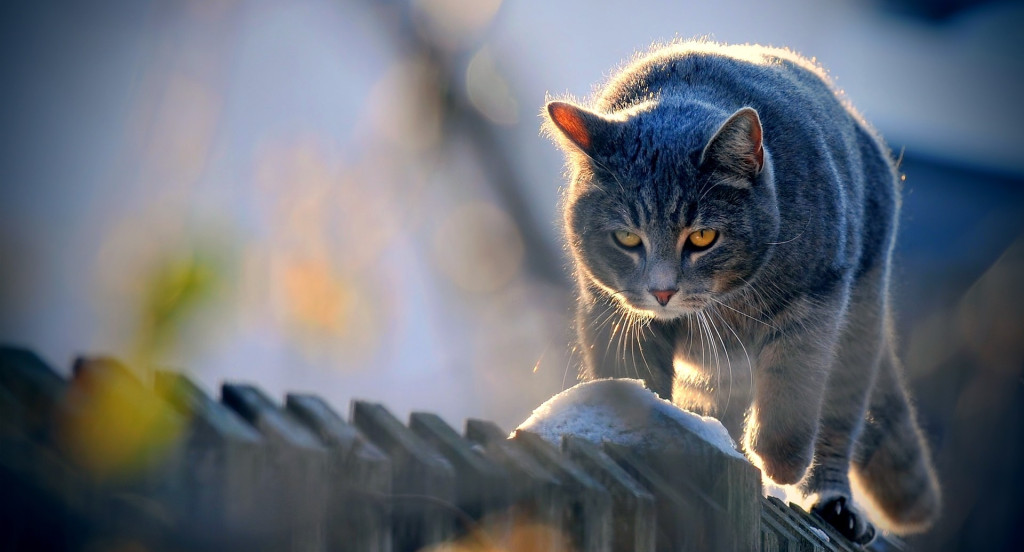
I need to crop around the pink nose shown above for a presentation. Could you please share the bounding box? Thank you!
[650,289,677,306]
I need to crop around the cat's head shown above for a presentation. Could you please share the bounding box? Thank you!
[545,100,780,320]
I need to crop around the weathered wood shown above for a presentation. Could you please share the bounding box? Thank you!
[626,437,761,550]
[764,496,833,552]
[410,411,511,521]
[0,348,888,551]
[154,371,268,550]
[222,383,328,552]
[762,519,783,552]
[0,346,66,439]
[790,501,858,552]
[562,435,656,552]
[760,495,803,552]
[603,442,699,552]
[286,393,393,552]
[868,533,907,552]
[352,400,455,551]
[465,418,567,550]
[512,430,613,552]
[513,378,762,551]
[0,347,88,550]
[68,356,186,547]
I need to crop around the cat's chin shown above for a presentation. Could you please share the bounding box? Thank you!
[623,301,707,321]
[653,305,705,321]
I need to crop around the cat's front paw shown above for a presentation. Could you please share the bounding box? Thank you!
[812,495,876,545]
[750,433,814,485]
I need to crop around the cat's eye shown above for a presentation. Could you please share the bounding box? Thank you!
[613,230,642,248]
[687,229,718,250]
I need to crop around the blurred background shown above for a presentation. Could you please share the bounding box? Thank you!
[0,0,1021,549]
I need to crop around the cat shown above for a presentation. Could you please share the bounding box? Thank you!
[543,41,940,544]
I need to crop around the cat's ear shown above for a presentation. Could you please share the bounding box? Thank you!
[545,101,620,161]
[700,107,765,178]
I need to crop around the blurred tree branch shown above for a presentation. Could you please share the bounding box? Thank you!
[360,0,569,289]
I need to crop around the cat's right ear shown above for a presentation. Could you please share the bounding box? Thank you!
[700,107,765,179]
[545,101,619,161]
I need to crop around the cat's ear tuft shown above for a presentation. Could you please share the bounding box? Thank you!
[700,107,765,178]
[545,101,618,160]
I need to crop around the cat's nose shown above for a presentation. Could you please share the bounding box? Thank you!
[650,289,677,306]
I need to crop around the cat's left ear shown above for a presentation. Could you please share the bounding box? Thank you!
[545,101,620,161]
[700,107,765,179]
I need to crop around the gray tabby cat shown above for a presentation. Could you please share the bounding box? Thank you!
[543,42,940,543]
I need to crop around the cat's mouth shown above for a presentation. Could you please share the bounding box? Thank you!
[620,293,711,320]
[661,297,711,319]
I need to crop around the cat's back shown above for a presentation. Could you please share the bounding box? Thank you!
[594,42,850,122]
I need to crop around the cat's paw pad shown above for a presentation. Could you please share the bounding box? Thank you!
[812,495,876,545]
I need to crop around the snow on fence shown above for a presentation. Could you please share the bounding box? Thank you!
[0,346,904,551]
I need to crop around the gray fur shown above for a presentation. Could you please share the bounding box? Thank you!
[544,41,940,541]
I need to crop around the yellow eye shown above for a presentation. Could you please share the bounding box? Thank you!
[613,230,642,248]
[687,229,718,249]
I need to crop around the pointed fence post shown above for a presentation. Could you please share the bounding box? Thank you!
[0,347,84,550]
[512,430,613,552]
[67,356,185,547]
[465,418,568,550]
[286,393,393,552]
[352,401,455,551]
[154,372,267,550]
[221,383,328,552]
[409,412,511,522]
[562,436,655,552]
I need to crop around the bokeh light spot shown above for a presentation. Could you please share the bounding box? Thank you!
[466,46,519,125]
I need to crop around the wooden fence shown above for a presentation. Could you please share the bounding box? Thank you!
[0,346,905,551]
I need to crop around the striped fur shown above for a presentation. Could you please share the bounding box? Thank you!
[544,41,940,542]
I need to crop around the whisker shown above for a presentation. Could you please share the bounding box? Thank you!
[710,296,778,331]
[710,305,754,408]
[562,344,578,390]
[634,315,654,384]
[764,215,811,245]
[697,166,727,201]
[703,308,732,413]
[697,311,720,405]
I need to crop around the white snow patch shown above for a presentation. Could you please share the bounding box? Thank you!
[808,527,830,543]
[516,378,743,459]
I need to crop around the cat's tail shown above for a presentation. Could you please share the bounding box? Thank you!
[851,350,941,534]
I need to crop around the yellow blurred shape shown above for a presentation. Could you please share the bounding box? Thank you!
[432,202,524,294]
[280,257,351,334]
[142,254,215,330]
[268,251,384,361]
[419,517,572,552]
[60,367,183,479]
[467,46,519,125]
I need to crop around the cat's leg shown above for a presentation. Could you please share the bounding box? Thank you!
[744,291,848,486]
[576,293,677,399]
[803,271,888,543]
[850,342,941,535]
